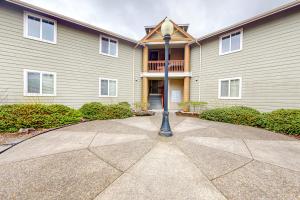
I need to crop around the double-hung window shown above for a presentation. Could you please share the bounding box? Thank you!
[100,35,118,57]
[24,12,57,44]
[218,78,242,99]
[99,78,118,97]
[24,70,56,96]
[219,29,242,55]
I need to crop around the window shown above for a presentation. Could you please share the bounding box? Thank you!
[218,78,242,99]
[24,70,56,96]
[100,36,118,57]
[219,29,243,55]
[99,78,118,97]
[24,12,57,44]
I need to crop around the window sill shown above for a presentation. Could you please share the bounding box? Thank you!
[99,52,118,58]
[24,94,57,97]
[219,49,242,56]
[218,97,241,100]
[24,35,57,44]
[99,96,118,98]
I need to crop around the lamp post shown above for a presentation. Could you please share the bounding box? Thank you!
[159,18,174,137]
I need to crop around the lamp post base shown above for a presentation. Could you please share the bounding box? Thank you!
[159,111,173,137]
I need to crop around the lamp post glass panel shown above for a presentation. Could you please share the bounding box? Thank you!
[159,18,174,137]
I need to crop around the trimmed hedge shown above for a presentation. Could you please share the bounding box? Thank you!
[200,106,261,126]
[0,104,82,133]
[200,106,300,135]
[259,109,300,135]
[80,102,133,120]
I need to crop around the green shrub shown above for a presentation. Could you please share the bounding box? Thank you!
[200,106,261,126]
[80,102,132,120]
[0,104,82,133]
[190,101,208,112]
[259,109,300,135]
[118,102,131,108]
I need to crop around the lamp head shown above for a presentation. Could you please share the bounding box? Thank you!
[161,18,174,37]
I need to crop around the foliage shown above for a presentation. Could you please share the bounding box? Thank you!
[0,104,82,133]
[178,101,208,112]
[189,101,208,112]
[80,102,132,120]
[258,109,300,135]
[200,106,300,135]
[118,102,131,108]
[133,102,148,111]
[200,106,261,126]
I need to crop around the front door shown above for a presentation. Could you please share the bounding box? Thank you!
[149,80,163,110]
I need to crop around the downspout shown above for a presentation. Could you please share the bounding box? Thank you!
[195,40,202,101]
[132,42,141,105]
[132,47,136,105]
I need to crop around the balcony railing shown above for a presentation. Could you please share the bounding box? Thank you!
[148,60,184,72]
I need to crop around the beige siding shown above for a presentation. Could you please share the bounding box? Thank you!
[199,10,300,111]
[0,2,142,108]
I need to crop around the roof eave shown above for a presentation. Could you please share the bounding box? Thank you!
[197,0,300,42]
[5,0,138,44]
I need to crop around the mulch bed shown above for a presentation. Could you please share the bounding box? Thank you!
[0,129,48,145]
[175,111,199,118]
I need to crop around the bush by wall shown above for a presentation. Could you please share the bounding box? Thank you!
[200,106,300,135]
[0,104,82,133]
[80,102,133,120]
[200,106,261,127]
[258,109,300,135]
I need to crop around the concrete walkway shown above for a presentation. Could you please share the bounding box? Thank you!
[0,114,299,200]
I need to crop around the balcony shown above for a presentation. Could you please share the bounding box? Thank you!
[148,60,184,72]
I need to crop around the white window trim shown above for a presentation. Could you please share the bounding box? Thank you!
[219,29,243,55]
[23,11,57,44]
[218,77,242,99]
[23,69,57,96]
[99,78,118,97]
[99,35,119,57]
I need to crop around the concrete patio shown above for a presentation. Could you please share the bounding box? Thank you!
[0,114,299,200]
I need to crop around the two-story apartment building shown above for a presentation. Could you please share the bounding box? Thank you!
[0,0,299,112]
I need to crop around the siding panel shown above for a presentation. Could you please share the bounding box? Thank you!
[199,10,300,111]
[0,2,142,108]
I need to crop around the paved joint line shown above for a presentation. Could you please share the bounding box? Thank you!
[87,132,99,148]
[174,142,229,200]
[91,141,159,200]
[211,159,254,181]
[0,147,88,167]
[242,139,254,159]
[86,148,122,173]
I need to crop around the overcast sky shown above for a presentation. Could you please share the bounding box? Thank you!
[22,0,294,39]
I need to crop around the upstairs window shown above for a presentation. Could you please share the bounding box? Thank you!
[24,12,57,44]
[219,29,242,55]
[99,78,118,97]
[100,36,118,57]
[218,78,242,99]
[24,70,56,96]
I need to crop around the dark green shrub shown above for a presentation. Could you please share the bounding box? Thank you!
[200,106,261,126]
[0,104,82,133]
[118,102,131,108]
[80,102,132,120]
[259,109,300,135]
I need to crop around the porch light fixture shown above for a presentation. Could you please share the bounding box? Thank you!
[159,18,174,137]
